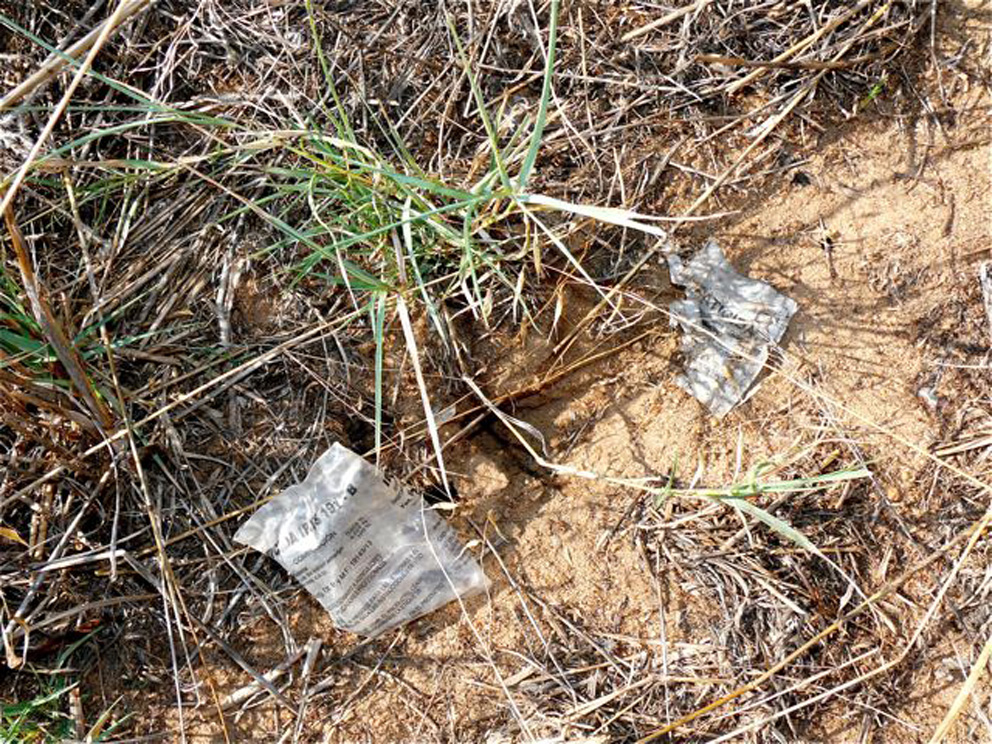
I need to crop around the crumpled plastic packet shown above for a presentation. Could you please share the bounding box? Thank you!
[235,443,487,637]
[668,239,798,418]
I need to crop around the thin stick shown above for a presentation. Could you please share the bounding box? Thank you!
[0,0,141,214]
[927,628,992,744]
[696,53,877,71]
[622,0,712,42]
[0,0,151,111]
[725,0,881,95]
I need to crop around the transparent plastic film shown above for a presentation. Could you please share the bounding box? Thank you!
[668,239,798,418]
[234,443,487,637]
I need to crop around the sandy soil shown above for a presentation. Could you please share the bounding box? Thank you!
[154,60,992,744]
[98,5,992,743]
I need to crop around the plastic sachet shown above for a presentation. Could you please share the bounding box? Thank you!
[668,239,798,418]
[234,443,487,637]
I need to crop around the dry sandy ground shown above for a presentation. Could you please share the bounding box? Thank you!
[156,58,992,744]
[125,7,992,743]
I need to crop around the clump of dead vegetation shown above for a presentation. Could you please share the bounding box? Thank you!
[2,0,990,741]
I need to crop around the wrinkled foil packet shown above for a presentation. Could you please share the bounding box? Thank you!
[235,443,487,637]
[668,240,798,418]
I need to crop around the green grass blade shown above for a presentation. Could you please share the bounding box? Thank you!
[401,197,448,343]
[720,496,821,555]
[517,0,560,190]
[304,0,354,141]
[444,13,512,191]
[373,292,387,466]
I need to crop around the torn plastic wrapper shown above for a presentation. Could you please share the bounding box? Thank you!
[668,240,798,418]
[234,443,487,637]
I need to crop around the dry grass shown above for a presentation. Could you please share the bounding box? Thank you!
[1,1,990,742]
